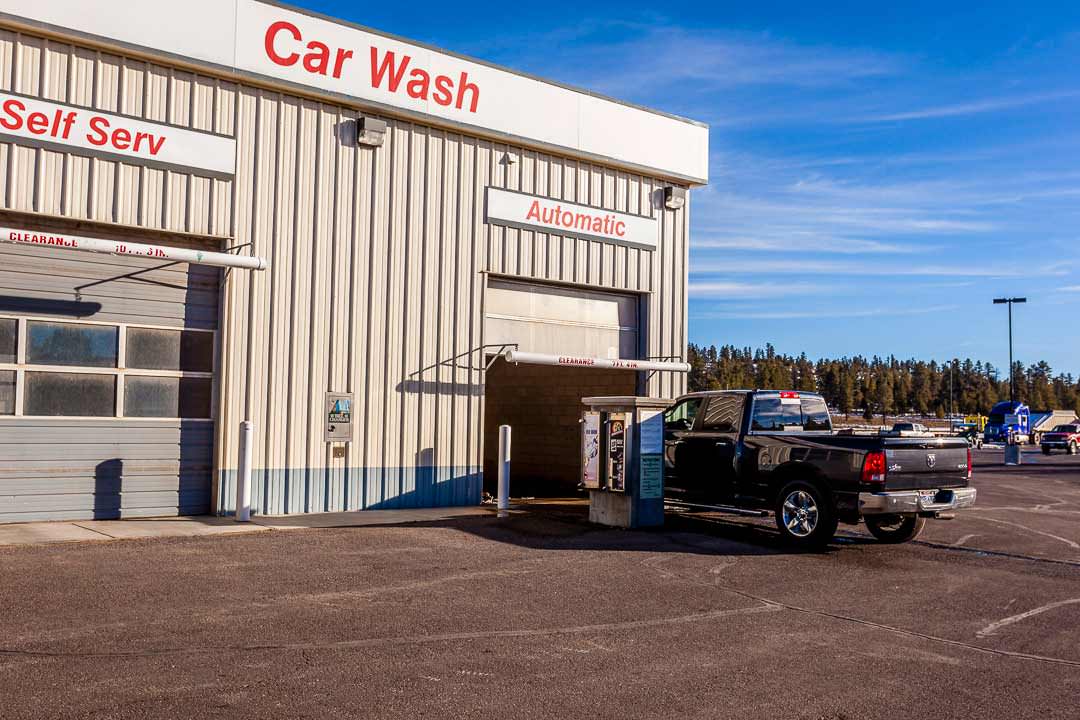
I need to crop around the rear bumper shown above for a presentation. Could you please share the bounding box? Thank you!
[858,487,977,515]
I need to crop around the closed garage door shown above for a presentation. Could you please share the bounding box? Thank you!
[484,278,639,358]
[0,240,219,522]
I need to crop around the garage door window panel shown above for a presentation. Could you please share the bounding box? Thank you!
[126,328,214,372]
[0,319,16,364]
[27,322,118,368]
[125,376,212,418]
[0,370,13,415]
[24,372,116,417]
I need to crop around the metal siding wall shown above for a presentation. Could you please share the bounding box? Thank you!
[0,29,235,235]
[0,28,691,516]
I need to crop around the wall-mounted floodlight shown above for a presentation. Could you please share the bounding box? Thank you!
[357,116,387,147]
[663,186,686,211]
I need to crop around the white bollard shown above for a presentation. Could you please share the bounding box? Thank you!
[497,424,511,513]
[235,420,253,522]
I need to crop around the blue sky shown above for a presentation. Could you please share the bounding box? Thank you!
[304,0,1080,376]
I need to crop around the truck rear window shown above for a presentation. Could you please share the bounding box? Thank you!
[750,398,802,431]
[801,397,832,431]
[750,396,832,432]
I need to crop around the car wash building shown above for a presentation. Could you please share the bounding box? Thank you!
[0,0,707,522]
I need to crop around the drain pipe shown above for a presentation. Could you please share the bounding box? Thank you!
[235,420,253,522]
[497,424,511,516]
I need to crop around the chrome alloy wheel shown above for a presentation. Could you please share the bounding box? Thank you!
[782,490,819,537]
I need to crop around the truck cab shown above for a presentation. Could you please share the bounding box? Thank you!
[984,401,1030,444]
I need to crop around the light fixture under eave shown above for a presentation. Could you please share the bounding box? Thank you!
[663,185,687,210]
[356,116,387,147]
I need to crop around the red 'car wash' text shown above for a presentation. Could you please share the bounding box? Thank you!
[0,99,168,156]
[263,21,481,113]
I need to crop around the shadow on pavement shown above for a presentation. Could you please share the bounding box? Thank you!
[283,502,841,558]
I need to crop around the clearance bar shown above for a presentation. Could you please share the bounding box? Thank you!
[0,226,268,270]
[502,349,690,373]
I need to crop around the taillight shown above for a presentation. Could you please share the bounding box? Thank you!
[861,450,887,486]
[967,447,972,480]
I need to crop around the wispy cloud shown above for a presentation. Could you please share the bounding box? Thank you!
[855,90,1080,123]
[1059,285,1080,292]
[689,258,1069,277]
[470,21,907,102]
[687,281,824,299]
[692,234,920,254]
[691,304,963,321]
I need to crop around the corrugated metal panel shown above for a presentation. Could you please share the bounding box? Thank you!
[0,244,220,328]
[0,420,213,522]
[0,29,691,517]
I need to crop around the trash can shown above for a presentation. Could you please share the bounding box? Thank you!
[1004,436,1022,466]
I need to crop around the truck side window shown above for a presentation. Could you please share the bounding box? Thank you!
[701,394,743,433]
[801,397,832,431]
[664,398,702,432]
[750,397,801,431]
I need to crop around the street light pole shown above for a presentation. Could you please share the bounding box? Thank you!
[992,297,1027,402]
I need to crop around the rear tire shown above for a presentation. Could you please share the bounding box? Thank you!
[774,481,837,549]
[864,514,926,544]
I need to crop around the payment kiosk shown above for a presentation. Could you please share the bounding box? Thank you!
[581,396,672,528]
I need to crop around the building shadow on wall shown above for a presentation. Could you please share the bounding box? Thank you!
[396,379,484,395]
[0,295,102,318]
[93,458,123,519]
[363,450,481,511]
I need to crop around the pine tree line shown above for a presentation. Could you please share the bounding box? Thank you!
[687,343,1080,419]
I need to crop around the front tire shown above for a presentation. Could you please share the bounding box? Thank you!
[774,481,837,548]
[1043,446,1052,455]
[864,514,926,543]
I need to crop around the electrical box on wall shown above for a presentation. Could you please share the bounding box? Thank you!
[325,392,353,442]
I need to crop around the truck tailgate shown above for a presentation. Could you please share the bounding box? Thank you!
[883,440,969,490]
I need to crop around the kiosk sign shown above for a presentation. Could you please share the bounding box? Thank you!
[607,414,627,492]
[582,412,601,489]
[638,409,664,500]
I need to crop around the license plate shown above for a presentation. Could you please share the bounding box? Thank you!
[919,490,939,505]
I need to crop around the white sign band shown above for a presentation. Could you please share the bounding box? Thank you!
[0,93,236,177]
[0,0,708,183]
[0,227,267,270]
[485,188,658,250]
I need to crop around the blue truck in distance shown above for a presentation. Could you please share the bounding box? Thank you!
[984,401,1030,443]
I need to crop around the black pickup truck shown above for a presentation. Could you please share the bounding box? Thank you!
[663,390,976,547]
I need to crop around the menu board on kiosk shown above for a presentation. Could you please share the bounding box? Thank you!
[607,413,627,492]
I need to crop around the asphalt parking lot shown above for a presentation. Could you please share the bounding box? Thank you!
[0,447,1077,719]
